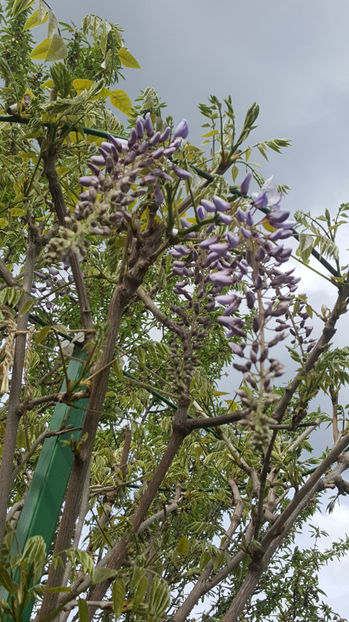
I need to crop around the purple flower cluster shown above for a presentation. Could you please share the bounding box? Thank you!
[47,116,190,259]
[169,177,314,435]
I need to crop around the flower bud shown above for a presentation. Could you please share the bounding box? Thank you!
[159,127,171,142]
[240,172,252,195]
[219,212,233,225]
[173,119,189,139]
[144,113,154,137]
[173,165,191,179]
[213,196,231,212]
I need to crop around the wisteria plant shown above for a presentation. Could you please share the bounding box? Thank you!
[0,2,349,622]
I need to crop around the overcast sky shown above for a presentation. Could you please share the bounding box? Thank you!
[48,1,349,617]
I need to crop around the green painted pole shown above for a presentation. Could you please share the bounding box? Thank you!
[1,345,88,621]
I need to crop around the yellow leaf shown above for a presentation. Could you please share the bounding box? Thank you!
[0,218,8,229]
[202,129,219,137]
[118,47,141,69]
[30,38,51,60]
[91,87,110,101]
[262,217,276,232]
[41,78,54,90]
[23,8,48,30]
[213,390,230,396]
[109,90,132,116]
[72,79,94,94]
[10,208,25,217]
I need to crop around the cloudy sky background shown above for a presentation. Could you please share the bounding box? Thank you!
[47,0,349,616]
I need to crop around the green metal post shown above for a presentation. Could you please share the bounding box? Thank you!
[1,345,88,621]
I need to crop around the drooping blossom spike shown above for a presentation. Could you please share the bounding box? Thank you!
[240,172,252,195]
[173,165,191,180]
[144,113,154,137]
[212,196,231,212]
[173,119,189,140]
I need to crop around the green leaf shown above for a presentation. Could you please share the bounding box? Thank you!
[175,535,190,556]
[35,325,52,345]
[231,165,239,182]
[133,574,147,608]
[23,8,48,30]
[0,218,8,229]
[118,47,141,69]
[78,598,89,622]
[149,576,170,617]
[109,90,132,116]
[92,567,118,585]
[112,578,126,618]
[11,0,34,17]
[19,299,34,316]
[0,566,16,594]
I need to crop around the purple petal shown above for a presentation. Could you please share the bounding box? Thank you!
[212,196,231,212]
[201,199,216,213]
[253,192,268,209]
[227,233,240,249]
[79,175,99,187]
[197,206,207,221]
[144,113,154,137]
[173,119,189,139]
[154,185,164,205]
[219,212,233,225]
[199,235,220,249]
[173,165,191,180]
[240,172,252,195]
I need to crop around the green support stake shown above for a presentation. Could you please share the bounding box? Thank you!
[1,345,88,621]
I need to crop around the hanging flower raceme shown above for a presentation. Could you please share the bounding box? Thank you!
[169,176,314,444]
[47,115,190,260]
